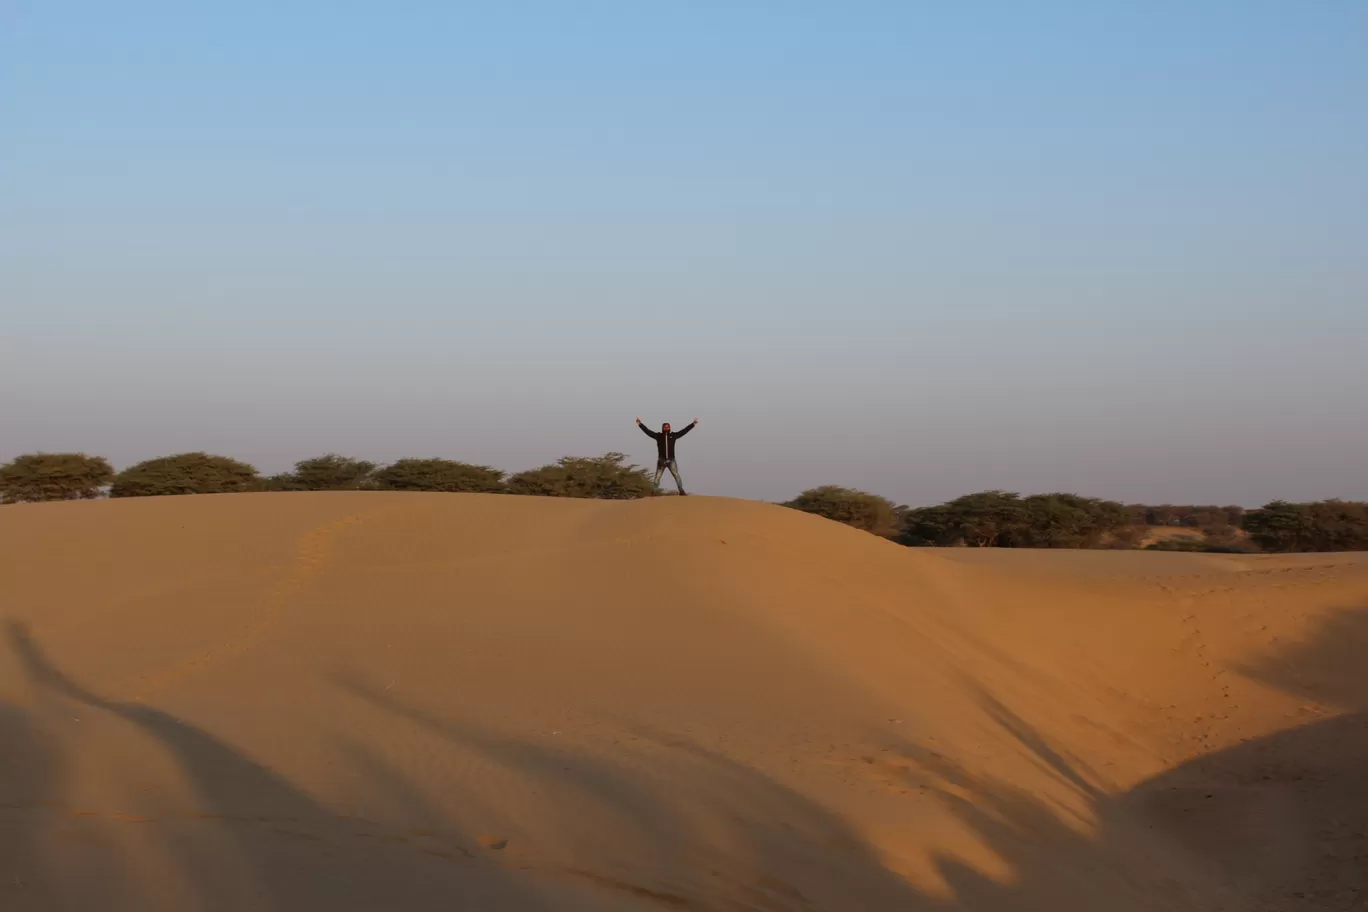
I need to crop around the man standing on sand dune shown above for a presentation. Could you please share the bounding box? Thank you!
[636,417,698,496]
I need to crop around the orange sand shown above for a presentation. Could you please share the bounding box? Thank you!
[2,492,1366,910]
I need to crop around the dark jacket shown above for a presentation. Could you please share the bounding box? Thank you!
[639,421,695,461]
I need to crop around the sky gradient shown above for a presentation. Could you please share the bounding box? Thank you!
[3,2,1365,506]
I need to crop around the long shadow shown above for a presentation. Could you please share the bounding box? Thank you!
[1123,606,1368,910]
[337,667,1259,910]
[874,606,1368,911]
[10,621,932,910]
[3,622,563,912]
[16,605,1367,911]
[333,670,932,910]
[7,620,336,908]
[0,700,66,909]
[866,696,1236,911]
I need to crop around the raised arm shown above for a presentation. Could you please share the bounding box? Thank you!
[672,419,699,439]
[636,418,659,439]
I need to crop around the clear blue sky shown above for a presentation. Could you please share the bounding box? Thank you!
[3,2,1365,505]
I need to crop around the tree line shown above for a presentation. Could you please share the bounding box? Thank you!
[2,451,1364,553]
[0,451,657,502]
[782,485,1368,554]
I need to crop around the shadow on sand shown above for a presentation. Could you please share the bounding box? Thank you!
[1124,607,1368,910]
[4,608,1367,910]
[878,606,1368,911]
[1,621,572,911]
[2,621,924,910]
[330,669,928,909]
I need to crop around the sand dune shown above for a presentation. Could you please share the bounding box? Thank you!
[2,493,1366,911]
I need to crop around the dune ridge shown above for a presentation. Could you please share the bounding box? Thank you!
[2,492,1367,910]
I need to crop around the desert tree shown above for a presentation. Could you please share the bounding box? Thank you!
[370,458,506,493]
[900,490,1129,548]
[110,453,259,498]
[1011,493,1130,549]
[271,454,378,491]
[783,485,901,537]
[1243,500,1368,552]
[0,453,114,503]
[901,491,1027,547]
[506,453,654,500]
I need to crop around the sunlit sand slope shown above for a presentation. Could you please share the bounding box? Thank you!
[2,493,1366,910]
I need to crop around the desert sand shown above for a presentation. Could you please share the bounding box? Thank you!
[2,492,1366,911]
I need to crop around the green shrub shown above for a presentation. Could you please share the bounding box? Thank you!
[901,491,1026,546]
[1243,500,1368,552]
[899,490,1130,548]
[272,454,377,491]
[110,453,259,498]
[370,459,505,493]
[0,453,114,503]
[507,453,654,499]
[784,485,900,536]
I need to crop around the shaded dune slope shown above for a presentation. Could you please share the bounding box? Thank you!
[2,493,1366,910]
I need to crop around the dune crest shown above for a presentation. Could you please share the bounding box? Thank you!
[3,492,1366,910]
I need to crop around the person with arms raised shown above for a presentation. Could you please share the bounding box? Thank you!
[636,417,698,496]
